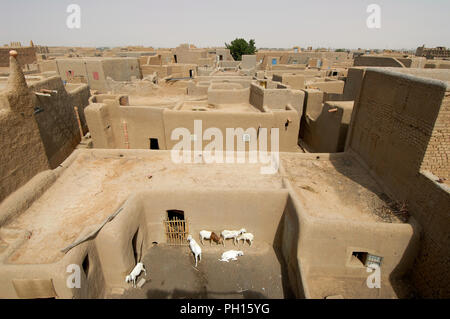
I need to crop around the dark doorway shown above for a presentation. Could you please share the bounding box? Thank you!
[132,228,140,263]
[189,70,193,78]
[150,138,160,150]
[174,55,178,63]
[167,209,185,221]
[82,254,90,277]
[219,55,223,61]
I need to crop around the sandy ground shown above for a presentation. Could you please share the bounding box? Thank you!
[110,242,290,299]
[281,153,407,223]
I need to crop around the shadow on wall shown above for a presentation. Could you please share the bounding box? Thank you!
[300,104,350,153]
[32,78,90,169]
[273,198,304,299]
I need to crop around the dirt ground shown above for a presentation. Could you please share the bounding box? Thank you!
[110,242,292,299]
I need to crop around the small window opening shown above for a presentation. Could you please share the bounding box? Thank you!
[352,251,383,267]
[82,254,90,276]
[219,55,223,61]
[150,138,160,150]
[352,252,368,265]
[174,55,178,63]
[189,70,193,78]
[285,119,291,130]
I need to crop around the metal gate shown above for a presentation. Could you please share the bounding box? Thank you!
[164,217,189,246]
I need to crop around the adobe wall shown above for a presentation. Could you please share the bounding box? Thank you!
[166,63,197,78]
[0,54,91,202]
[354,56,405,68]
[249,83,305,116]
[346,68,450,297]
[215,48,234,61]
[282,178,420,299]
[306,79,345,94]
[425,60,450,70]
[302,101,354,153]
[174,47,207,64]
[0,47,37,67]
[207,86,250,105]
[272,73,305,90]
[421,94,450,180]
[342,67,450,104]
[163,107,299,152]
[38,60,59,73]
[29,77,90,168]
[51,58,141,92]
[102,58,141,82]
[0,87,49,203]
[241,55,256,69]
[85,96,166,150]
[141,65,169,78]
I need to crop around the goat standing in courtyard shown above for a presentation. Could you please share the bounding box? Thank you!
[199,230,223,245]
[125,262,147,288]
[221,228,246,246]
[236,233,254,246]
[187,235,202,267]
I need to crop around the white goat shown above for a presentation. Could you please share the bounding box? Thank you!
[219,250,244,262]
[237,233,254,246]
[199,230,212,245]
[187,235,202,267]
[221,228,246,246]
[199,230,223,245]
[125,262,147,288]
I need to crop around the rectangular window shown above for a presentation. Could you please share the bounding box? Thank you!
[150,138,160,150]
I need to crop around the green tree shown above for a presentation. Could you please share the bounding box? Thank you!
[225,38,256,61]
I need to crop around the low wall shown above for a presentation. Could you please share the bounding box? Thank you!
[354,56,405,68]
[207,87,250,105]
[302,101,354,153]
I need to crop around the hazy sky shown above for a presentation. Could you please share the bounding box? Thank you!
[1,0,449,49]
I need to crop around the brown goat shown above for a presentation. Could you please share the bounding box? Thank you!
[210,232,223,245]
